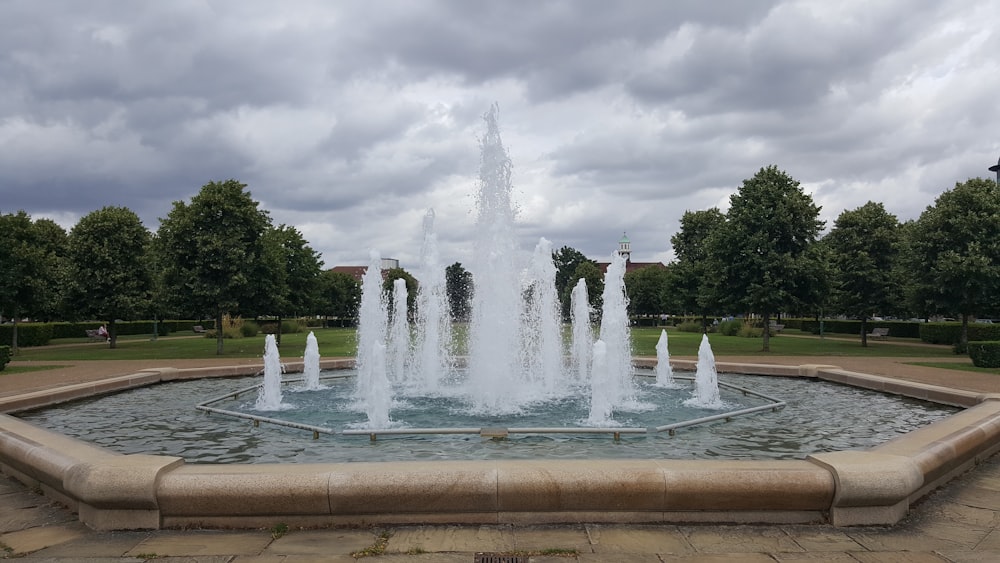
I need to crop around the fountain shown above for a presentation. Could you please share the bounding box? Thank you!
[1,104,995,532]
[254,334,284,410]
[343,104,642,426]
[685,333,724,408]
[569,278,592,383]
[300,331,322,391]
[654,329,680,388]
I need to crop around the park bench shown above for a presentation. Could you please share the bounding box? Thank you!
[868,327,889,340]
[193,325,206,333]
[85,329,102,342]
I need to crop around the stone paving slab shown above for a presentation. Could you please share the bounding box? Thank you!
[386,525,516,553]
[262,529,378,556]
[681,525,804,554]
[777,527,865,552]
[585,524,693,555]
[123,531,273,558]
[0,524,88,555]
[771,553,860,562]
[25,531,151,558]
[510,525,592,552]
[849,552,951,562]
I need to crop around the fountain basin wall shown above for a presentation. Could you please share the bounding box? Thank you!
[1,360,999,530]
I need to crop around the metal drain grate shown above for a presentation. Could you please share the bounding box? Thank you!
[473,553,528,563]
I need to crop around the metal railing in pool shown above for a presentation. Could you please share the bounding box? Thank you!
[196,373,786,442]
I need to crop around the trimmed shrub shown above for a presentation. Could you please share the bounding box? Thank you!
[0,323,53,347]
[241,321,259,337]
[0,345,10,371]
[737,323,763,338]
[676,321,705,333]
[968,341,1000,368]
[718,319,742,336]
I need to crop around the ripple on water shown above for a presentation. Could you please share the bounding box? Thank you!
[16,372,959,463]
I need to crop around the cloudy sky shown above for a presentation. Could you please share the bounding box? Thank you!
[2,1,998,271]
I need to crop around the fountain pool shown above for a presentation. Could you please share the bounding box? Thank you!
[17,370,958,464]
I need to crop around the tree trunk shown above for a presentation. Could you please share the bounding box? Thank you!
[11,313,18,356]
[108,319,117,349]
[276,315,282,347]
[762,311,771,352]
[961,314,970,348]
[860,318,868,348]
[700,312,708,334]
[216,308,224,355]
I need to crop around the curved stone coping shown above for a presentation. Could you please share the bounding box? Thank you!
[0,359,998,530]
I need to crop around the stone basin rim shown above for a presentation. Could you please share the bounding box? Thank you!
[1,357,999,531]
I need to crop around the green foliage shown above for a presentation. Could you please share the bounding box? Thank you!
[824,202,901,331]
[445,262,473,322]
[920,322,1000,345]
[797,319,921,339]
[737,323,764,338]
[156,180,274,354]
[241,321,259,337]
[318,270,361,320]
[564,260,604,318]
[707,166,824,351]
[968,341,1000,368]
[668,208,725,317]
[676,321,704,333]
[383,267,418,316]
[0,345,10,370]
[718,319,742,336]
[0,212,67,350]
[281,319,304,334]
[905,178,1000,344]
[553,246,597,315]
[0,323,53,347]
[67,206,153,348]
[625,265,669,316]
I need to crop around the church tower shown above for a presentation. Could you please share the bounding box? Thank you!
[617,232,631,263]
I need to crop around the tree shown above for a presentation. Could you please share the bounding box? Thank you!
[445,262,473,322]
[563,260,604,318]
[317,270,361,322]
[708,166,824,351]
[383,267,418,318]
[906,177,1000,348]
[552,246,597,316]
[824,202,901,346]
[67,207,152,348]
[258,224,323,345]
[0,212,66,353]
[156,179,273,354]
[669,208,725,329]
[625,266,669,316]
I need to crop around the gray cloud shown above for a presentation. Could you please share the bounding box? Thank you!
[1,0,998,271]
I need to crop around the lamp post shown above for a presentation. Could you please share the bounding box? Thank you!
[991,154,1000,185]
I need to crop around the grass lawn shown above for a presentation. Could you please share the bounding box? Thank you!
[909,361,1000,375]
[6,326,956,364]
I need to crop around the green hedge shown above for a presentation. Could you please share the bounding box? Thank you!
[797,319,922,339]
[0,345,10,371]
[919,323,1000,345]
[968,341,1000,368]
[0,323,54,347]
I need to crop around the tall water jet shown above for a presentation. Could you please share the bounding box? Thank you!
[685,334,723,409]
[301,331,322,391]
[356,250,393,426]
[596,252,635,407]
[466,104,523,410]
[570,278,593,383]
[587,340,613,425]
[654,329,679,388]
[256,334,284,410]
[411,208,451,391]
[387,278,410,382]
[522,237,563,392]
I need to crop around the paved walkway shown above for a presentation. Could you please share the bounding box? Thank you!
[1,354,1000,561]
